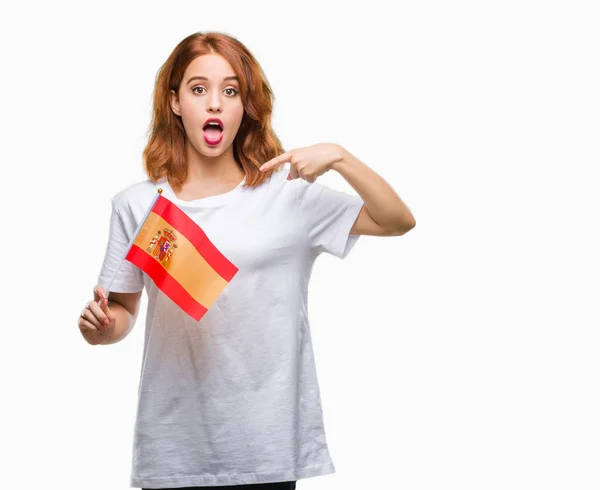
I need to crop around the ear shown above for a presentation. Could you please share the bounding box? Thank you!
[170,89,181,116]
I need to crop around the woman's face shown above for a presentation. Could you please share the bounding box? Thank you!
[170,54,244,157]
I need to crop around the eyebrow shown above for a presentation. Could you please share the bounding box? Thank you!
[186,75,239,84]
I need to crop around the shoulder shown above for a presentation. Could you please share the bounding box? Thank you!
[286,165,328,201]
[268,162,290,185]
[260,161,294,198]
[111,177,165,217]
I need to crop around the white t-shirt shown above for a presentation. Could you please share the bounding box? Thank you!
[97,161,364,488]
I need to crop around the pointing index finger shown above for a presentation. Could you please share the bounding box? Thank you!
[259,151,291,171]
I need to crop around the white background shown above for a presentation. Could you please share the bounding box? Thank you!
[2,1,599,489]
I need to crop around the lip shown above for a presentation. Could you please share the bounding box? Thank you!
[203,132,223,146]
[203,117,224,130]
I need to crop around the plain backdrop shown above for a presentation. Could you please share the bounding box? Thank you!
[1,1,599,489]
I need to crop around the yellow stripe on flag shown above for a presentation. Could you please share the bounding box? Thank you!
[133,211,229,308]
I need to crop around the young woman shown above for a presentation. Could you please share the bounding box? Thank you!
[78,31,415,490]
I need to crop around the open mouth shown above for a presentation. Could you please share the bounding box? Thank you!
[202,119,223,145]
[203,120,223,140]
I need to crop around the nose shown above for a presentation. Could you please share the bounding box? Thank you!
[207,91,222,113]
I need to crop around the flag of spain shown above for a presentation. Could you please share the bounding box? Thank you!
[123,189,238,322]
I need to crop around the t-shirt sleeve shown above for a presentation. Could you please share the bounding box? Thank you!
[293,178,365,259]
[96,199,145,293]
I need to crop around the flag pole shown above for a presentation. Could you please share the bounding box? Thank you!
[98,188,163,307]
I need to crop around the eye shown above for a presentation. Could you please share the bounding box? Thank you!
[192,86,239,96]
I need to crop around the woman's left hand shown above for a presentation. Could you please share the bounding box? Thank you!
[259,143,344,183]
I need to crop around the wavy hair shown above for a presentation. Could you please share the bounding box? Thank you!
[143,31,286,191]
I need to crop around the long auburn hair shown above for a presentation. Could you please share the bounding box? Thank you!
[143,31,286,191]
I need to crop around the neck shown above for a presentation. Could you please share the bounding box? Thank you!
[184,141,244,183]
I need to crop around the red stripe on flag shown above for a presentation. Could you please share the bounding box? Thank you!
[152,195,238,281]
[125,244,208,322]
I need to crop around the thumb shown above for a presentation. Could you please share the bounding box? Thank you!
[99,295,116,321]
[94,285,107,306]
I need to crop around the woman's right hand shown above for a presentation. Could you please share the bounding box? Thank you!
[78,285,117,345]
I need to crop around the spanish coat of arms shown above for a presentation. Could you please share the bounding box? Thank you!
[146,228,178,266]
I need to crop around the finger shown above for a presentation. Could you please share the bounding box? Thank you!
[81,306,103,331]
[99,297,116,322]
[79,317,100,334]
[259,151,292,172]
[287,165,300,181]
[94,285,107,305]
[87,300,110,327]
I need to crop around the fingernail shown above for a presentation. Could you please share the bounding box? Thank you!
[105,318,109,325]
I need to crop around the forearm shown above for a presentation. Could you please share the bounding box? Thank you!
[331,146,416,232]
[100,301,136,345]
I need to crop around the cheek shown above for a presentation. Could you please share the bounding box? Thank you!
[226,107,245,136]
[180,116,201,142]
[180,112,206,141]
[179,100,201,125]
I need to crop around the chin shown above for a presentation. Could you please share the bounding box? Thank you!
[189,136,230,156]
[203,139,231,153]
